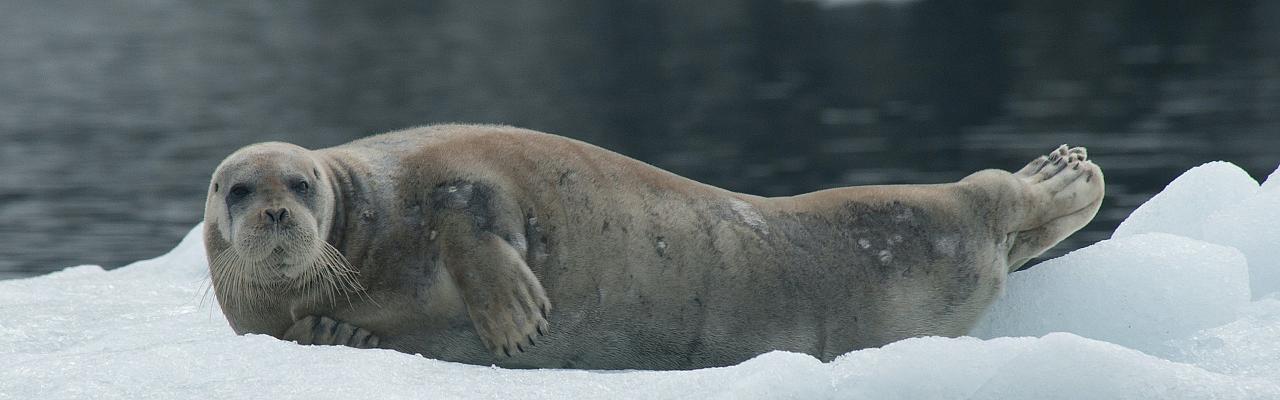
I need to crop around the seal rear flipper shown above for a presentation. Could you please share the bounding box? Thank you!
[442,232,551,358]
[1004,145,1104,267]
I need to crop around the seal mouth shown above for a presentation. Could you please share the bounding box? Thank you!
[235,222,310,261]
[213,225,369,313]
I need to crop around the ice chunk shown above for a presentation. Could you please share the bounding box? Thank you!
[828,336,1039,398]
[1262,164,1280,192]
[1205,189,1280,298]
[1111,161,1280,298]
[1171,296,1280,379]
[828,334,1278,398]
[971,233,1250,356]
[4,217,1280,398]
[1112,161,1259,240]
[113,221,209,280]
[967,333,1277,399]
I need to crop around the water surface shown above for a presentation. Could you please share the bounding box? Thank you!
[2,0,1277,278]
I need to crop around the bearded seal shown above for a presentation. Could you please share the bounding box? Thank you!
[204,124,1104,370]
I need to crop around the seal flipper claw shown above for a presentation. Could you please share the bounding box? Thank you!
[283,315,320,345]
[282,315,382,349]
[442,232,551,358]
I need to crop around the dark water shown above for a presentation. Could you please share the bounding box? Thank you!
[1,0,1278,279]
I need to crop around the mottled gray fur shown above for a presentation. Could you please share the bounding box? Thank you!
[204,124,1103,370]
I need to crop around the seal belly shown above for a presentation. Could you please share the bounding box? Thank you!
[521,168,819,368]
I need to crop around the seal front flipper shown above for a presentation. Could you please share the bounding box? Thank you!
[283,315,381,349]
[441,232,551,358]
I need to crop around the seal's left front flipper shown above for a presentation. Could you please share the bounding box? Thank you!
[442,232,551,358]
[283,315,381,349]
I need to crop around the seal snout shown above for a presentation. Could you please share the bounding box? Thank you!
[263,207,290,224]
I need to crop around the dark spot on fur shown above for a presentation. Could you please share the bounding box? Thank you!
[525,213,548,267]
[939,271,984,313]
[430,180,497,232]
[557,170,577,186]
[601,220,610,231]
[432,182,475,209]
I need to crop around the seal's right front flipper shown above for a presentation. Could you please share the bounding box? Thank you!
[283,315,381,349]
[442,232,551,358]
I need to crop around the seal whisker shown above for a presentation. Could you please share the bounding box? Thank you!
[210,249,240,314]
[237,248,256,314]
[304,242,341,307]
[218,244,270,316]
[195,268,214,306]
[303,253,319,306]
[229,253,251,315]
[307,246,327,306]
[314,245,345,305]
[319,241,376,308]
[320,258,341,306]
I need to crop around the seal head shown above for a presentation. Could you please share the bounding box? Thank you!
[205,142,361,310]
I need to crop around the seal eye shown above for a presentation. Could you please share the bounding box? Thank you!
[229,185,251,198]
[293,180,310,194]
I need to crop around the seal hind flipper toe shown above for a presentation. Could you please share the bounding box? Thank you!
[441,232,551,358]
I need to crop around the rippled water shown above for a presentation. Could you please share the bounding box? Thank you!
[1,1,1277,279]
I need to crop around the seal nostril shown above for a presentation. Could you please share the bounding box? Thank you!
[264,208,289,224]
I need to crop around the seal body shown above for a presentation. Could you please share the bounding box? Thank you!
[204,124,1104,369]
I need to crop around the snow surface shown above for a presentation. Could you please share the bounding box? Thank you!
[4,161,1280,399]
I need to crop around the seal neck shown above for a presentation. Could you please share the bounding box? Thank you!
[314,152,352,252]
